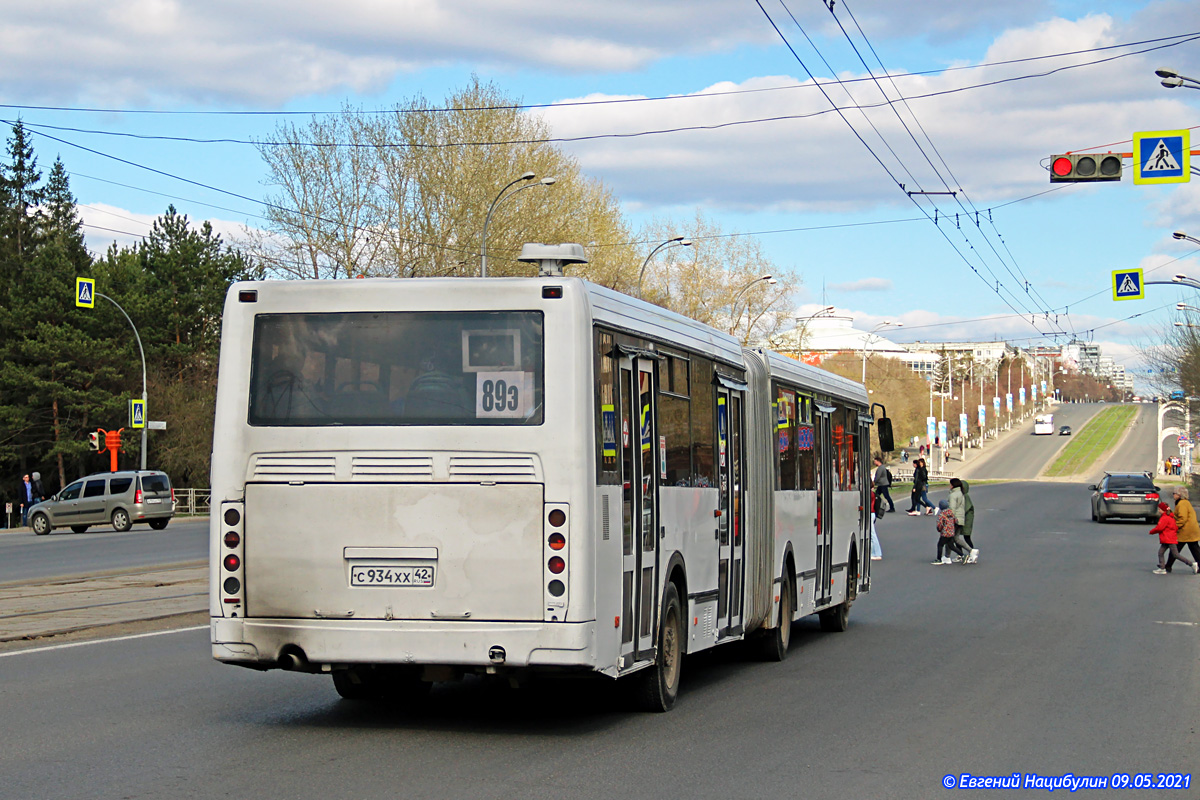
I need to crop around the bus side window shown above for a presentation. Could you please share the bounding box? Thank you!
[691,358,715,489]
[596,331,618,482]
[776,387,797,490]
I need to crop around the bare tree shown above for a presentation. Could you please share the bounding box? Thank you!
[247,78,636,282]
[640,211,800,345]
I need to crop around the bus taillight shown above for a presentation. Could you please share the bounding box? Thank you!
[544,503,570,621]
[219,501,245,616]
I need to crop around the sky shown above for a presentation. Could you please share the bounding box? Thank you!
[3,0,1200,390]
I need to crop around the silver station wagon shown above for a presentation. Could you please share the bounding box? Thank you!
[29,470,174,535]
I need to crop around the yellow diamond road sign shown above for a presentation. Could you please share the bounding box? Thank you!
[1133,129,1190,185]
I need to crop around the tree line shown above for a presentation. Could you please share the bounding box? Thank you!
[0,121,250,508]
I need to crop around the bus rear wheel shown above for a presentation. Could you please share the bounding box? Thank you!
[755,574,792,661]
[636,582,682,712]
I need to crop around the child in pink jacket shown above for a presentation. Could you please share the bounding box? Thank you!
[1152,501,1198,575]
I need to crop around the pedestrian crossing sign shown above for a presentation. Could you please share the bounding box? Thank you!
[1112,268,1143,301]
[75,277,95,308]
[130,399,145,429]
[1133,129,1189,185]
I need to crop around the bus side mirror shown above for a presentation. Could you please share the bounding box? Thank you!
[876,417,894,453]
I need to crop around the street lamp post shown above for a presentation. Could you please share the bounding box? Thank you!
[794,306,834,359]
[480,172,555,277]
[1156,67,1200,91]
[97,293,148,470]
[729,274,777,339]
[861,321,901,384]
[636,237,692,299]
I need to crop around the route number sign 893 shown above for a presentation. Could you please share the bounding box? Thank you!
[476,371,533,418]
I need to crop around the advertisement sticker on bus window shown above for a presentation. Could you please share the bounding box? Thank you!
[660,435,667,479]
[602,404,617,458]
[475,372,534,418]
[640,401,652,452]
[717,396,727,468]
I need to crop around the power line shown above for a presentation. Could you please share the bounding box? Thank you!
[1,30,1195,118]
[15,32,1199,153]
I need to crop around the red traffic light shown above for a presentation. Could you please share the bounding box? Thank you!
[1049,153,1123,183]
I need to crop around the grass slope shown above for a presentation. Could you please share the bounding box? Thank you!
[1044,405,1137,477]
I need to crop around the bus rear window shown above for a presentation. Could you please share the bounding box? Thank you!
[248,311,544,426]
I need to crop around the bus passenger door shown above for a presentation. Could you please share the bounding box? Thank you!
[618,358,660,668]
[859,419,873,592]
[716,388,746,637]
[814,407,834,607]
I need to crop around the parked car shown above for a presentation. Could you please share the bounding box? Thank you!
[1059,425,1072,435]
[1089,472,1159,523]
[28,470,174,535]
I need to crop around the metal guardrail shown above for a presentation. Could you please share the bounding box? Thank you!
[174,488,210,517]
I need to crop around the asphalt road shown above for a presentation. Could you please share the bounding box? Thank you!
[960,402,1107,481]
[2,480,1197,800]
[0,516,206,584]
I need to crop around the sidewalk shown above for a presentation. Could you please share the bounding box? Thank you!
[891,411,1043,480]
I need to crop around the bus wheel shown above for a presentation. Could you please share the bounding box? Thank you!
[819,600,850,632]
[333,668,377,700]
[636,582,682,712]
[755,575,792,662]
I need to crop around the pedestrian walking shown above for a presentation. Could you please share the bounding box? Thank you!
[960,478,977,562]
[1152,501,1198,575]
[873,455,896,512]
[16,473,33,527]
[870,488,883,561]
[30,471,44,505]
[932,499,966,564]
[901,449,909,464]
[907,458,935,515]
[1166,486,1200,572]
[948,478,978,563]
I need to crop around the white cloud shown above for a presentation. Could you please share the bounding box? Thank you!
[78,202,249,254]
[829,277,893,292]
[542,7,1200,214]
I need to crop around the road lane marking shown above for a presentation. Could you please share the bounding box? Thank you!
[0,624,208,658]
[1155,621,1198,626]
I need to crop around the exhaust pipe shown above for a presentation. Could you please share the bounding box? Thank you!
[278,647,309,671]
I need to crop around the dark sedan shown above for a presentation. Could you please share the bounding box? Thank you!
[1059,425,1072,435]
[1089,473,1160,523]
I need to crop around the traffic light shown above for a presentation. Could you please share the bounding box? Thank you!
[1049,153,1123,182]
[88,431,100,451]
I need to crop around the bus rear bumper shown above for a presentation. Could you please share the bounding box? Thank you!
[211,617,597,670]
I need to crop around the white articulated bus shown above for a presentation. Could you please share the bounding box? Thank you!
[1034,414,1054,435]
[210,257,885,710]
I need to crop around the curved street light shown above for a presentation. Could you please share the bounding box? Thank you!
[862,321,902,384]
[480,172,555,277]
[1156,67,1200,90]
[1174,231,1200,247]
[728,274,777,339]
[636,236,692,299]
[793,306,835,359]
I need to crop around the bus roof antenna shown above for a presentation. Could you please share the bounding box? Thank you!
[517,243,588,277]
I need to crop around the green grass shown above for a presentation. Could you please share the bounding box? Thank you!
[1044,405,1138,477]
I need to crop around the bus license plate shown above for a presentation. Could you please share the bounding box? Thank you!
[350,564,434,587]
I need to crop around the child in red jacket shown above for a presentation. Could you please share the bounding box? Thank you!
[1152,501,1198,575]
